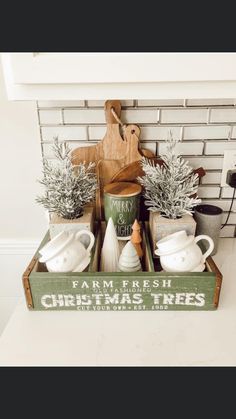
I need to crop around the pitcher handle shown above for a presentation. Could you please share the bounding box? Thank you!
[194,235,214,262]
[75,230,95,252]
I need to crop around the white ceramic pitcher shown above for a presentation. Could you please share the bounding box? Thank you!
[39,230,95,273]
[155,230,214,272]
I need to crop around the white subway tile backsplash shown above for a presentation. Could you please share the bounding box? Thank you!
[65,108,156,126]
[37,98,236,233]
[201,199,236,212]
[88,125,107,140]
[221,187,236,198]
[42,141,97,159]
[137,100,185,107]
[87,100,134,107]
[160,109,208,124]
[39,110,62,125]
[205,141,236,155]
[231,126,236,139]
[158,141,203,156]
[198,186,220,198]
[42,143,55,159]
[210,108,236,123]
[183,125,230,140]
[64,109,105,124]
[186,99,235,106]
[41,126,88,141]
[187,157,223,170]
[86,100,106,107]
[140,142,156,155]
[220,225,235,237]
[140,126,181,141]
[121,109,158,124]
[201,172,222,184]
[222,212,236,224]
[38,101,85,108]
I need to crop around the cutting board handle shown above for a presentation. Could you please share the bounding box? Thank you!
[105,100,122,124]
[124,124,141,140]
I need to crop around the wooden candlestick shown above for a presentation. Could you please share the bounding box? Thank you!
[131,219,143,258]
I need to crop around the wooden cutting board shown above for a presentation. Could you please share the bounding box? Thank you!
[71,100,129,220]
[111,158,163,183]
[111,159,206,184]
[97,124,143,187]
[71,100,155,219]
[71,100,126,165]
[71,100,154,165]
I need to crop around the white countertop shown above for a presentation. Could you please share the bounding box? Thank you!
[0,238,235,366]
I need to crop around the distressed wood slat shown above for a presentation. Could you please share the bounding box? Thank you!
[27,272,217,311]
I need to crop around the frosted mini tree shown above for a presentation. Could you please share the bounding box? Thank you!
[36,138,97,219]
[138,135,201,219]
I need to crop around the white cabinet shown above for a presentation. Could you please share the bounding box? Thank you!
[2,52,236,100]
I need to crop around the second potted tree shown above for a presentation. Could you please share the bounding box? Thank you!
[138,136,201,254]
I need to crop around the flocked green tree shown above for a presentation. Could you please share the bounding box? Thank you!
[138,134,201,219]
[36,138,97,219]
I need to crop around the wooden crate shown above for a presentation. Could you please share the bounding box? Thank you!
[22,222,222,311]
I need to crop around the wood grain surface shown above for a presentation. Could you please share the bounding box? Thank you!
[104,182,142,197]
[71,100,155,219]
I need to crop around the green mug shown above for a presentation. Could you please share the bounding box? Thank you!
[104,182,142,239]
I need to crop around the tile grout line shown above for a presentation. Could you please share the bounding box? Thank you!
[61,108,65,125]
[86,125,89,141]
[229,125,233,140]
[207,108,211,124]
[36,101,44,160]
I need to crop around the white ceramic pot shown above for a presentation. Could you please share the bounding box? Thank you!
[154,230,214,272]
[39,230,95,273]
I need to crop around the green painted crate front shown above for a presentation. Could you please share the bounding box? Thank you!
[23,224,222,312]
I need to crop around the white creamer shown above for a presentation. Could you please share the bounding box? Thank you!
[155,230,214,272]
[39,230,95,273]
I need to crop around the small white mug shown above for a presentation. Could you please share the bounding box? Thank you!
[39,230,95,272]
[155,230,214,272]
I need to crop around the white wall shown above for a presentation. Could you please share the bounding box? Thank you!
[0,61,47,240]
[0,61,47,334]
